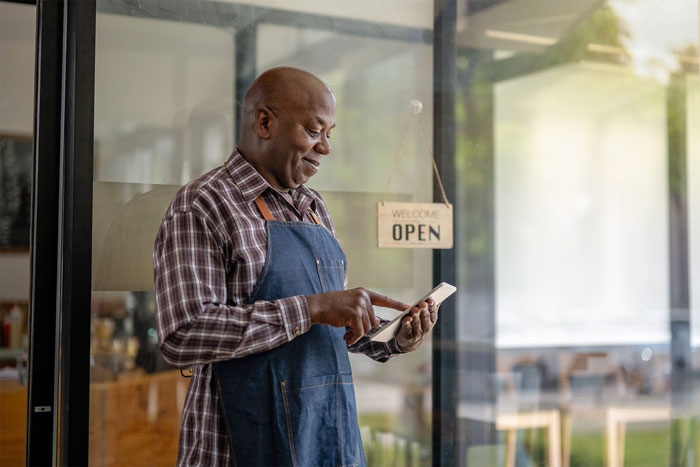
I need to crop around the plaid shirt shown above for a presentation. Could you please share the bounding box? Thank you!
[153,149,402,466]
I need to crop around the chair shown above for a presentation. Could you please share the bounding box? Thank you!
[604,406,669,467]
[497,410,562,467]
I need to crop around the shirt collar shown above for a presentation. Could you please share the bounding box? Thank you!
[226,148,318,210]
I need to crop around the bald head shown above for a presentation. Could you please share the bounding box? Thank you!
[237,67,337,191]
[240,67,334,142]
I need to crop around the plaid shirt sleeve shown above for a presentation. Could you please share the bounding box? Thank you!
[153,210,311,367]
[347,323,405,362]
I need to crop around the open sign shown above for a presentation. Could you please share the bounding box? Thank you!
[377,201,453,249]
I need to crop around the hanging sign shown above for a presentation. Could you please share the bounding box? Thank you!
[378,201,453,249]
[378,99,454,249]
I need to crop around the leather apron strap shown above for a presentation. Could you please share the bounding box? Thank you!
[254,196,275,221]
[254,195,322,225]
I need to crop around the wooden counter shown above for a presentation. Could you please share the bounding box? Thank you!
[89,369,190,466]
[0,379,26,466]
[1,369,190,466]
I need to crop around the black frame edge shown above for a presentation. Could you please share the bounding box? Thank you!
[432,0,458,465]
[26,0,62,464]
[55,0,96,464]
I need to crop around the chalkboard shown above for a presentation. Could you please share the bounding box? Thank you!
[0,136,32,250]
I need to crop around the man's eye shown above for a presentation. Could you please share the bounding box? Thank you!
[326,132,332,140]
[306,128,320,137]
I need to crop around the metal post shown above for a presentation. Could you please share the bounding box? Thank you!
[433,0,458,465]
[26,0,62,464]
[234,21,257,143]
[667,73,693,466]
[54,0,96,464]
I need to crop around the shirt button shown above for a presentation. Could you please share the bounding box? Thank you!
[295,327,301,335]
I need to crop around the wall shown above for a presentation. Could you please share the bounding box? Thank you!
[0,2,35,303]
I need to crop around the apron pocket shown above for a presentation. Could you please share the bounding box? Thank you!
[280,373,362,467]
[315,258,345,292]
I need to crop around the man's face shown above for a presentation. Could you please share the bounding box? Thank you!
[264,90,336,190]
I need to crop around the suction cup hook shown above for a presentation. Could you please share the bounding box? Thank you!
[410,99,423,115]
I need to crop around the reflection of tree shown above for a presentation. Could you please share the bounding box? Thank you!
[487,5,631,84]
[561,5,630,60]
[673,44,700,75]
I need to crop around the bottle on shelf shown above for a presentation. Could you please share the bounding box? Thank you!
[7,304,24,349]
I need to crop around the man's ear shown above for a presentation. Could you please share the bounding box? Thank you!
[255,107,275,139]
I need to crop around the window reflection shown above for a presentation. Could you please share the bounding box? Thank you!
[456,0,698,465]
[91,1,434,465]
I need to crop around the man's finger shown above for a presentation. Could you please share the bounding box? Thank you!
[430,308,438,324]
[367,290,409,311]
[420,308,431,332]
[344,330,353,344]
[401,316,413,339]
[361,311,371,335]
[364,301,378,329]
[348,316,364,345]
[410,310,422,336]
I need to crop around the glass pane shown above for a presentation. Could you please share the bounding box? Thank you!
[0,2,35,465]
[452,0,699,464]
[256,20,434,463]
[91,5,234,464]
[91,1,433,465]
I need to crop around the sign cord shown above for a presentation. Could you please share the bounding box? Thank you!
[381,105,450,206]
[381,111,414,205]
[417,112,450,207]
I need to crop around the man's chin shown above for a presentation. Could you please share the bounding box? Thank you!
[292,175,312,188]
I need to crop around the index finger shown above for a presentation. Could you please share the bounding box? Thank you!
[366,290,410,311]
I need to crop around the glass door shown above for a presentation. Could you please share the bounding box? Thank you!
[89,5,235,464]
[450,0,700,464]
[87,1,435,464]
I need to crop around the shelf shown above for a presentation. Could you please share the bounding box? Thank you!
[0,348,24,361]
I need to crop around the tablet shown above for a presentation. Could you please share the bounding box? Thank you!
[370,282,456,342]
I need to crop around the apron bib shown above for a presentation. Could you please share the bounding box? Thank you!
[213,197,366,467]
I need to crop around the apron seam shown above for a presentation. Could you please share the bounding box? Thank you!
[336,373,341,467]
[286,381,353,391]
[316,258,327,292]
[213,369,238,467]
[247,222,274,303]
[280,381,298,467]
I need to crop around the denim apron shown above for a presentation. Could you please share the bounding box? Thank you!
[213,196,366,467]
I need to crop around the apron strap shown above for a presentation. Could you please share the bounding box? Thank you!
[254,195,323,225]
[254,196,275,221]
[307,208,322,225]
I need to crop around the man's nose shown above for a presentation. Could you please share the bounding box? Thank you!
[315,135,331,155]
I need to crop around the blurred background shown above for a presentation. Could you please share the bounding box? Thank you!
[0,0,698,465]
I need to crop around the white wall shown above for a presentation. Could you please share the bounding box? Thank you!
[495,62,670,347]
[0,2,35,303]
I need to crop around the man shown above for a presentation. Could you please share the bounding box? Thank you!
[154,67,439,466]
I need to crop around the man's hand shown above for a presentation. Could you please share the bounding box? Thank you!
[395,298,439,352]
[306,288,409,346]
